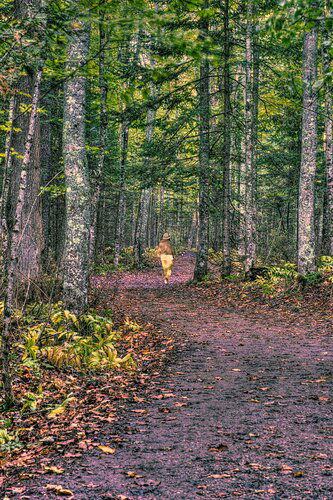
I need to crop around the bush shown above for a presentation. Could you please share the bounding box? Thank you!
[15,303,136,372]
[246,262,298,296]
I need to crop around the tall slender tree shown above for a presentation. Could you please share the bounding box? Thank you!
[5,0,44,285]
[62,4,90,313]
[243,0,256,277]
[221,0,232,276]
[90,5,108,263]
[298,21,318,274]
[194,2,210,281]
[2,67,43,406]
[322,1,333,256]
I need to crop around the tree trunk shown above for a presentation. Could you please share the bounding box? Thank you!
[221,0,232,276]
[194,4,210,281]
[5,0,45,288]
[243,0,256,277]
[0,95,15,255]
[2,68,43,406]
[62,10,90,314]
[134,85,157,266]
[298,24,318,274]
[90,7,107,263]
[251,18,259,264]
[114,119,128,266]
[322,5,333,256]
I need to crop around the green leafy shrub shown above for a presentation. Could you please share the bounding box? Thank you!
[0,428,21,451]
[318,256,333,283]
[247,262,298,296]
[94,246,136,274]
[17,304,136,372]
[299,271,323,287]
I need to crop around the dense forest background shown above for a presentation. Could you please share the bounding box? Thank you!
[0,0,332,403]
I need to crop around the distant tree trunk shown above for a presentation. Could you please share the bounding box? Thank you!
[157,184,165,239]
[243,0,256,277]
[40,89,54,270]
[0,95,15,254]
[251,19,259,262]
[62,11,90,314]
[238,134,246,260]
[221,0,232,276]
[2,68,43,406]
[41,87,65,269]
[90,7,107,263]
[298,24,318,274]
[322,6,333,256]
[194,4,210,281]
[134,85,157,265]
[188,207,198,249]
[114,119,128,265]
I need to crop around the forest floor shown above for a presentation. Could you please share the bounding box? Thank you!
[3,253,333,499]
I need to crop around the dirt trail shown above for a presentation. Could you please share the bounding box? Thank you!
[12,255,333,498]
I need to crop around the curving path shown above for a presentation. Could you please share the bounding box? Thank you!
[10,254,333,499]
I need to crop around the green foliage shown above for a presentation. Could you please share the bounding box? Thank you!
[248,262,298,296]
[94,247,136,274]
[21,387,43,414]
[319,256,333,274]
[0,428,21,452]
[299,271,323,286]
[12,303,136,373]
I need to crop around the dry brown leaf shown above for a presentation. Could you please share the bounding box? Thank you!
[125,471,144,478]
[44,466,65,474]
[281,464,293,474]
[208,443,228,452]
[98,445,116,454]
[292,471,304,477]
[46,484,73,496]
[208,473,231,478]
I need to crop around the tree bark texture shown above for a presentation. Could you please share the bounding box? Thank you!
[243,0,256,277]
[114,119,129,266]
[134,84,157,265]
[0,95,15,254]
[62,11,90,314]
[194,5,210,281]
[221,0,232,276]
[90,7,107,263]
[298,24,318,274]
[322,4,333,256]
[5,0,45,286]
[2,68,43,406]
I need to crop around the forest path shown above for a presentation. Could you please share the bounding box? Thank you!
[21,254,333,498]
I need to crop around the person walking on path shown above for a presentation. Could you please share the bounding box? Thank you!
[157,232,174,284]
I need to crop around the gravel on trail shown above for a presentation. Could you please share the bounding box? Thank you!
[7,254,333,499]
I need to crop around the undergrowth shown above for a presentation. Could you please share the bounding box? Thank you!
[0,302,146,454]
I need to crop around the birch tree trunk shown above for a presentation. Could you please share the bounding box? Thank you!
[62,9,90,314]
[322,4,333,255]
[297,24,318,274]
[5,0,44,285]
[1,68,43,406]
[194,4,210,281]
[250,18,259,266]
[243,0,256,277]
[221,0,232,276]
